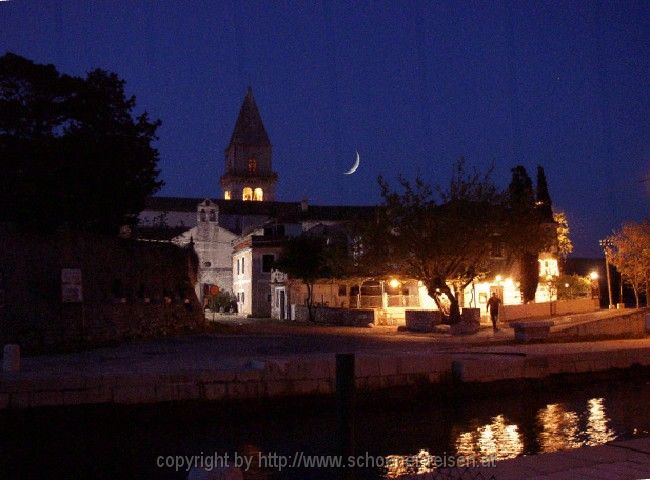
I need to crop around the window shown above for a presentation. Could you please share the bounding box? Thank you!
[199,209,206,222]
[262,254,274,272]
[237,258,240,275]
[204,261,211,267]
[241,292,245,303]
[338,284,347,296]
[248,158,257,173]
[350,285,359,296]
[208,210,216,222]
[224,190,231,200]
[241,258,245,274]
[253,187,263,201]
[242,187,253,201]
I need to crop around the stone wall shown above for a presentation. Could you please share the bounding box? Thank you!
[293,305,375,327]
[501,298,599,321]
[0,225,204,350]
[554,309,647,339]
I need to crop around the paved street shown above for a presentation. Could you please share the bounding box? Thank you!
[410,437,650,480]
[11,309,650,378]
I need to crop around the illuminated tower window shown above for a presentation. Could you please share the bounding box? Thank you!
[248,158,257,173]
[253,188,263,201]
[242,187,253,201]
[224,190,231,200]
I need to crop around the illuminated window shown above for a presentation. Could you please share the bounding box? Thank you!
[242,187,253,201]
[248,158,257,173]
[253,187,263,201]
[224,190,231,200]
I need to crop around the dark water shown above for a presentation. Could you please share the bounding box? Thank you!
[2,378,650,479]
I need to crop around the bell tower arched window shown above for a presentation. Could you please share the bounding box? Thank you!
[242,187,253,201]
[253,188,263,201]
[248,158,257,174]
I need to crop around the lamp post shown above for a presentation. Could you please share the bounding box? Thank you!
[599,239,614,309]
[589,271,599,300]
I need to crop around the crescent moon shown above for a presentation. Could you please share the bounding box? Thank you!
[344,151,360,175]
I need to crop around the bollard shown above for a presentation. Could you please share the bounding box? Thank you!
[451,360,464,383]
[3,344,20,373]
[336,353,355,480]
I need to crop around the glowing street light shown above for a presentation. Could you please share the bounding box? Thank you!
[388,278,401,289]
[589,271,599,280]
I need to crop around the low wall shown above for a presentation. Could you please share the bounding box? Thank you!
[0,226,204,350]
[405,310,442,332]
[501,298,599,322]
[554,309,646,339]
[554,297,599,316]
[293,305,376,327]
[7,344,650,409]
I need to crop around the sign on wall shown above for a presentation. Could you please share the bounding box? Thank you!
[61,268,83,303]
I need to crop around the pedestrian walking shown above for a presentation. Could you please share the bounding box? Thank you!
[486,292,501,332]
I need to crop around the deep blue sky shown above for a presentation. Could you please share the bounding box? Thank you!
[2,1,649,256]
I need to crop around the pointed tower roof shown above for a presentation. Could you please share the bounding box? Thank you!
[227,87,271,147]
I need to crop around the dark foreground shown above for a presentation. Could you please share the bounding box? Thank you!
[2,372,650,479]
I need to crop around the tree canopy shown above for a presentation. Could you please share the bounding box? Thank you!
[504,165,557,302]
[274,232,351,321]
[359,159,505,324]
[0,52,162,233]
[606,221,650,308]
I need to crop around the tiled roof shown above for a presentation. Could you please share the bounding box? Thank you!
[144,196,376,221]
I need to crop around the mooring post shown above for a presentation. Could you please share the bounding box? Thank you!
[336,353,355,479]
[3,344,20,373]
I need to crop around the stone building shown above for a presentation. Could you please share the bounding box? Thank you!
[137,87,562,320]
[137,88,373,308]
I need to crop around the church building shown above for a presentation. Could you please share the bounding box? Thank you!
[137,88,371,309]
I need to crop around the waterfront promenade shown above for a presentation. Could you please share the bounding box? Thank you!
[409,437,650,480]
[1,310,650,409]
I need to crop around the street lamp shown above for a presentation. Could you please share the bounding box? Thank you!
[599,239,614,309]
[589,271,599,300]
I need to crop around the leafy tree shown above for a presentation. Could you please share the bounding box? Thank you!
[274,235,339,322]
[360,159,504,324]
[0,52,162,233]
[554,274,591,300]
[553,211,573,260]
[606,222,650,308]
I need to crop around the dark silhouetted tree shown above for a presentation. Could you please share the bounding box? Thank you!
[505,166,555,302]
[0,52,162,233]
[275,234,347,322]
[359,159,504,324]
[535,165,553,222]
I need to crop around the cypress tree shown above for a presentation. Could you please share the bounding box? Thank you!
[535,165,553,222]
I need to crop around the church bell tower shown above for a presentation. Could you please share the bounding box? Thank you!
[220,87,278,201]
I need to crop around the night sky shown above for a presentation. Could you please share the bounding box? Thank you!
[1,1,649,256]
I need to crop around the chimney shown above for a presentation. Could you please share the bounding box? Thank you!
[300,197,308,212]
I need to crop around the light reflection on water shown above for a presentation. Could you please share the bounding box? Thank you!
[455,414,524,461]
[384,397,616,478]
